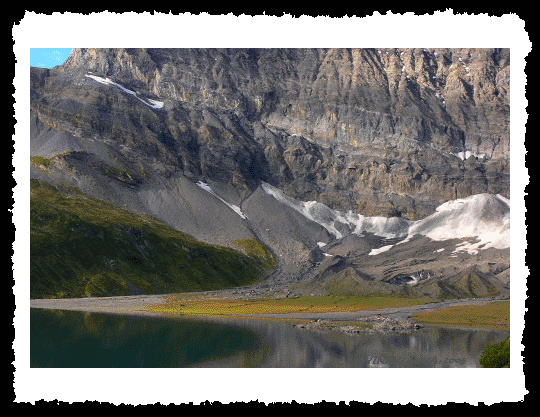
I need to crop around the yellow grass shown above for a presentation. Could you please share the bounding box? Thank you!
[410,301,510,330]
[143,295,434,317]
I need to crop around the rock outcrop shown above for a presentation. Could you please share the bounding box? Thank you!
[293,317,425,335]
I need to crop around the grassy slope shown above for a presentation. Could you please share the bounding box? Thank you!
[409,301,510,330]
[30,179,275,299]
[232,238,277,271]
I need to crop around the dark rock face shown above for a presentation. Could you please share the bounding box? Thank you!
[31,48,510,220]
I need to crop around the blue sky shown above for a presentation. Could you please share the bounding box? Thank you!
[30,48,73,68]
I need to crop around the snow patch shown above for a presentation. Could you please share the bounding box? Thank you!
[196,181,247,220]
[85,74,164,109]
[369,245,394,256]
[261,182,510,256]
[407,194,510,254]
[454,150,486,160]
[261,182,410,239]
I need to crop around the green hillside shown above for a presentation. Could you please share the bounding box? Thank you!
[30,179,275,299]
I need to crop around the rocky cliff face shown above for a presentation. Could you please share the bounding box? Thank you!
[61,48,510,154]
[35,47,508,220]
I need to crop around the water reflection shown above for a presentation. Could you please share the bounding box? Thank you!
[30,309,509,368]
[31,309,263,368]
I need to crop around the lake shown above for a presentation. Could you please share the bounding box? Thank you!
[30,308,509,368]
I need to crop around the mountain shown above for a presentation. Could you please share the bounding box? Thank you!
[29,48,511,299]
[274,192,510,298]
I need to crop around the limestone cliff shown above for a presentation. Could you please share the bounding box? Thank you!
[32,47,510,219]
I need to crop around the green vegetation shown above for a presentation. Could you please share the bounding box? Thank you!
[30,156,52,171]
[145,294,434,317]
[232,238,277,270]
[99,164,140,185]
[410,301,510,330]
[479,336,510,368]
[99,151,141,185]
[30,179,269,299]
[31,152,84,173]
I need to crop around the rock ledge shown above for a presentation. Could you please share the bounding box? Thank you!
[293,316,424,335]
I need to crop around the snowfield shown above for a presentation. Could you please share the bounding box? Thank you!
[261,182,510,255]
[406,193,510,254]
[454,150,486,160]
[85,74,164,109]
[261,182,410,240]
[368,245,395,256]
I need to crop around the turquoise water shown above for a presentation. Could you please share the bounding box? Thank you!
[30,309,262,367]
[30,309,509,368]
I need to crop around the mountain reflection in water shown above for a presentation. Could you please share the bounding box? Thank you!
[30,309,509,368]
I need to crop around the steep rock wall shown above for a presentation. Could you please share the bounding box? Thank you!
[61,48,510,159]
[31,48,510,219]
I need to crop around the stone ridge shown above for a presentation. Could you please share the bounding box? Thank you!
[61,48,510,159]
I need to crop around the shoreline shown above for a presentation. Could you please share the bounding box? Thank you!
[30,294,509,329]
